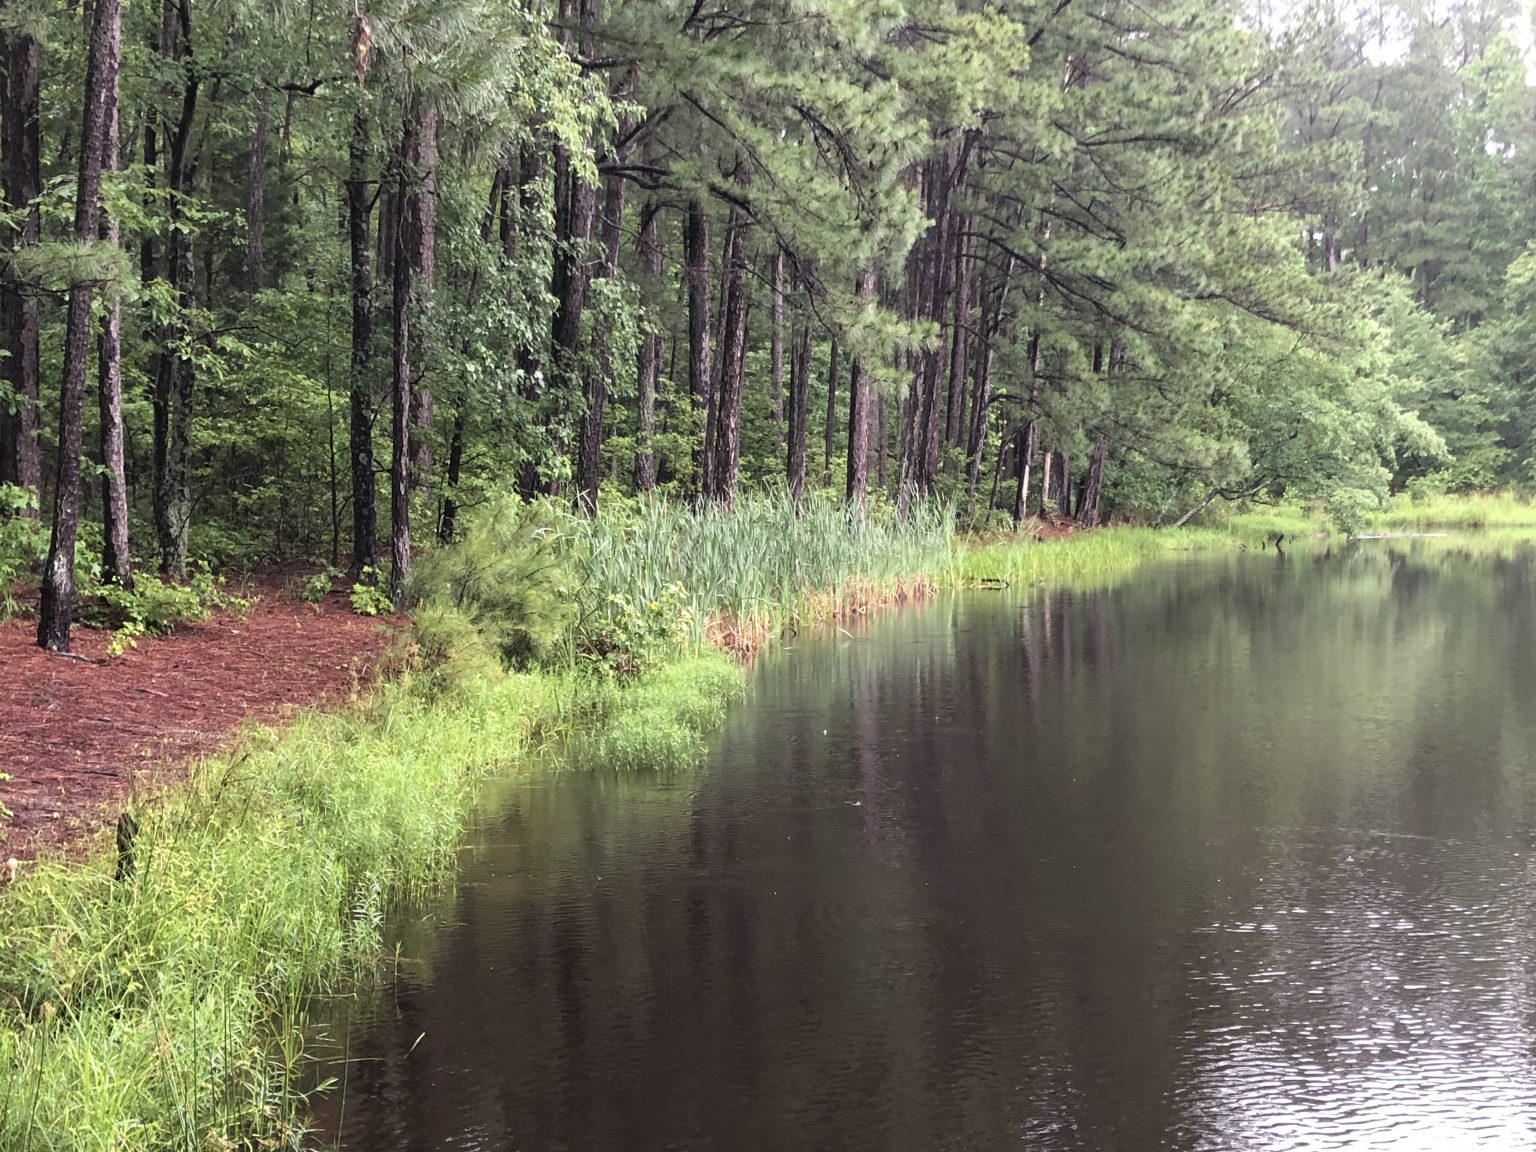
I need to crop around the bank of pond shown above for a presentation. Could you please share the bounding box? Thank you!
[5,498,1536,1150]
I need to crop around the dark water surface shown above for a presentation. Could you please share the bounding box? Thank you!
[313,544,1536,1151]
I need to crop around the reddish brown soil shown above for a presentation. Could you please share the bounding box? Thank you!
[1,588,396,859]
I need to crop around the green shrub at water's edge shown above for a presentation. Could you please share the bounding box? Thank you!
[408,497,576,672]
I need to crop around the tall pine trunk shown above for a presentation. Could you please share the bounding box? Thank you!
[406,104,437,503]
[246,88,267,292]
[944,224,974,454]
[684,197,712,493]
[845,266,877,518]
[346,103,376,579]
[787,312,810,505]
[708,180,750,506]
[1077,431,1108,527]
[822,336,840,487]
[576,166,627,513]
[1,27,41,507]
[769,247,784,446]
[634,201,662,492]
[152,0,197,578]
[99,59,131,588]
[39,0,120,650]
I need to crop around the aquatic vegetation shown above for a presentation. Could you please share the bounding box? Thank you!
[1369,491,1536,533]
[957,526,1243,589]
[572,491,956,655]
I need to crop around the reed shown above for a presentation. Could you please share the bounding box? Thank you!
[573,490,956,655]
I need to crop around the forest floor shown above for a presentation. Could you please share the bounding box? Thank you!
[0,586,396,859]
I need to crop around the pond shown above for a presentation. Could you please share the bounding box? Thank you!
[311,541,1536,1151]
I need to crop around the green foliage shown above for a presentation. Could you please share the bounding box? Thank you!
[577,582,694,679]
[80,565,250,648]
[350,568,392,617]
[577,490,955,649]
[570,653,743,772]
[292,566,340,607]
[407,497,576,670]
[0,486,46,620]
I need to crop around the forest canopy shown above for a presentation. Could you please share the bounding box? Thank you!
[1,0,1533,650]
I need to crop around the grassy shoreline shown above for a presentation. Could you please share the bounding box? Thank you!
[4,491,1527,1150]
[0,656,741,1151]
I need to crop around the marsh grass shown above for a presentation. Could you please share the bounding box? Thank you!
[576,491,956,656]
[1369,491,1536,532]
[0,659,739,1152]
[957,525,1244,588]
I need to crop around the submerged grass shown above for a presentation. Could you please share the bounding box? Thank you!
[0,658,739,1152]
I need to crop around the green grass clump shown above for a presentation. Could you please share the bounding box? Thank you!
[1220,504,1328,543]
[571,653,745,772]
[0,674,561,1152]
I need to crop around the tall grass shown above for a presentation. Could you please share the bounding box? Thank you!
[0,659,739,1152]
[574,490,956,653]
[957,525,1248,588]
[1369,491,1536,532]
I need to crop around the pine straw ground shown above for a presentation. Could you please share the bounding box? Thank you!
[0,587,396,860]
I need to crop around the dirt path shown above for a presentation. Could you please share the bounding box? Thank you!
[1,591,396,858]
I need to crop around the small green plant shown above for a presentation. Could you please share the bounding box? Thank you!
[294,566,340,610]
[82,562,251,642]
[0,484,46,620]
[106,618,147,658]
[350,567,393,616]
[577,582,693,678]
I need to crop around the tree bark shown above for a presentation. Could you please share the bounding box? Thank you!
[1011,421,1036,526]
[1052,450,1071,518]
[634,200,662,492]
[708,180,750,507]
[685,197,712,492]
[246,88,267,292]
[1076,431,1108,527]
[944,223,974,454]
[387,108,418,606]
[99,59,131,589]
[770,246,784,446]
[787,313,810,505]
[406,102,437,503]
[438,407,465,541]
[39,0,120,651]
[576,161,627,513]
[822,335,840,488]
[845,265,877,518]
[347,103,376,579]
[548,134,596,499]
[1,27,41,506]
[152,0,197,578]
